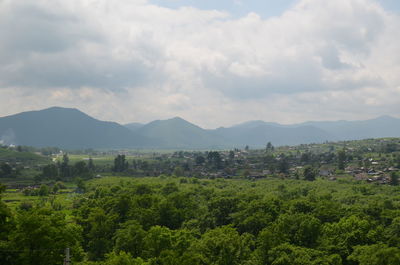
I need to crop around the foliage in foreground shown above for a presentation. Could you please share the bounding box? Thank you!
[1,175,400,265]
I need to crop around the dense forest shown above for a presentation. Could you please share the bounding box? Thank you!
[1,138,400,264]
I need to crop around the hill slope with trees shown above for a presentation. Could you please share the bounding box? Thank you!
[1,107,400,149]
[0,107,152,149]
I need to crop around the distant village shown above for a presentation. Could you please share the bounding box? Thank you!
[1,138,400,191]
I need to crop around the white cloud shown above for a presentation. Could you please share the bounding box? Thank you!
[0,0,399,128]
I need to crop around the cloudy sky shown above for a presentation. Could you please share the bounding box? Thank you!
[1,0,400,128]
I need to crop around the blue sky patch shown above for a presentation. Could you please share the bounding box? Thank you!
[151,0,400,18]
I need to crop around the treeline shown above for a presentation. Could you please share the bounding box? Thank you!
[0,163,18,178]
[1,178,400,265]
[0,144,61,156]
[36,154,95,182]
[110,142,400,178]
[33,139,400,182]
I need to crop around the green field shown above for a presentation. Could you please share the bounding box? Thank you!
[0,147,49,164]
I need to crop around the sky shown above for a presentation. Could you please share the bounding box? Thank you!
[1,0,400,128]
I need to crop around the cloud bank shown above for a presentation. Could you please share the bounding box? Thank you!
[0,0,399,128]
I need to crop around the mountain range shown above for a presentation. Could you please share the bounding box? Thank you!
[0,107,399,149]
[0,107,152,149]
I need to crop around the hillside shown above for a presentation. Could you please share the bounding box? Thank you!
[214,115,400,147]
[300,116,400,140]
[0,107,151,149]
[0,146,49,164]
[1,108,400,149]
[136,117,229,149]
[214,123,333,147]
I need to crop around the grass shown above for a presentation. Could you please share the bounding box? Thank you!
[0,147,49,164]
[2,185,78,215]
[55,154,119,167]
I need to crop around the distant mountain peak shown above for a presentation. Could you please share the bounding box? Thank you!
[169,116,187,122]
[33,106,90,117]
[145,116,201,130]
[42,106,80,112]
[374,115,397,121]
[0,107,150,149]
[2,107,400,149]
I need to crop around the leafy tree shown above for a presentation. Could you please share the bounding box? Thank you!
[143,226,173,258]
[88,157,95,171]
[264,154,277,173]
[208,197,239,226]
[145,229,196,265]
[207,152,222,169]
[112,194,132,223]
[41,164,59,180]
[0,163,12,177]
[86,208,117,261]
[161,183,179,195]
[195,155,205,165]
[383,143,398,153]
[229,150,235,161]
[303,165,317,181]
[277,154,290,174]
[385,217,400,247]
[38,184,50,196]
[0,183,14,264]
[337,150,346,170]
[114,221,146,258]
[265,243,342,265]
[134,184,153,195]
[60,154,72,179]
[76,178,87,193]
[312,200,343,223]
[300,152,313,164]
[74,161,91,179]
[266,142,274,152]
[189,226,253,265]
[52,184,60,194]
[273,213,321,248]
[233,198,281,235]
[348,244,400,265]
[158,200,184,229]
[113,155,129,173]
[103,252,146,265]
[256,227,284,263]
[173,166,184,177]
[289,199,314,215]
[389,172,399,186]
[320,215,375,258]
[8,208,83,265]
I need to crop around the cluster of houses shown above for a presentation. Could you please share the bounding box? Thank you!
[167,146,400,184]
[351,166,398,184]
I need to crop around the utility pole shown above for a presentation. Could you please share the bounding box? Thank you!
[63,248,71,265]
